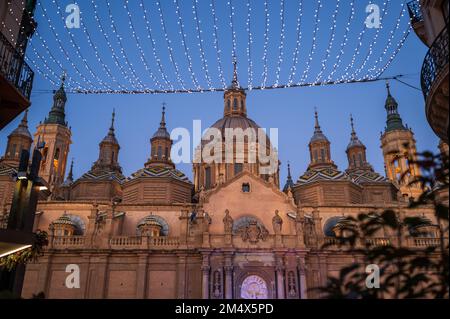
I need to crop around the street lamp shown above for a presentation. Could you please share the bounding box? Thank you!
[0,146,49,296]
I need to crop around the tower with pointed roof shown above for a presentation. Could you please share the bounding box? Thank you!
[308,109,336,170]
[92,110,122,174]
[381,82,422,199]
[283,162,294,193]
[346,115,372,172]
[145,104,174,169]
[34,75,72,190]
[0,110,33,167]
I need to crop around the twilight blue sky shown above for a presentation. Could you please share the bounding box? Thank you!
[0,0,440,185]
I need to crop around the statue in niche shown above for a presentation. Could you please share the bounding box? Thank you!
[303,217,316,245]
[287,271,297,297]
[198,186,207,204]
[203,211,212,232]
[272,210,283,234]
[213,271,222,298]
[223,210,233,234]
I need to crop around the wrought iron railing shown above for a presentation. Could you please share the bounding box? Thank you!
[421,24,449,100]
[407,0,424,24]
[0,31,34,100]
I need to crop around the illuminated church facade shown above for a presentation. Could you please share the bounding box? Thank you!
[0,70,446,299]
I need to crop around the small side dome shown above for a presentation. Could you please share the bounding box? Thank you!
[137,215,169,237]
[50,213,78,236]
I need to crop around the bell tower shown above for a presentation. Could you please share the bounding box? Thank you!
[346,115,372,172]
[145,103,174,169]
[308,109,336,170]
[34,75,72,189]
[1,110,33,167]
[223,60,247,117]
[381,82,422,199]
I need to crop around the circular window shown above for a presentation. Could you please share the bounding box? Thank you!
[240,275,269,299]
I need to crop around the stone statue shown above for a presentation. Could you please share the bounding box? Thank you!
[203,212,212,232]
[198,187,207,204]
[223,210,234,234]
[272,210,283,234]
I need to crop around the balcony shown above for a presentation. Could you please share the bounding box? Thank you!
[0,31,34,130]
[421,23,449,143]
[407,0,427,44]
[407,0,423,24]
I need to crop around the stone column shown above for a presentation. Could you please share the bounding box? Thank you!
[296,207,306,248]
[35,253,52,296]
[179,209,189,248]
[176,253,188,299]
[275,253,285,299]
[135,254,148,299]
[201,252,211,299]
[224,253,234,299]
[312,207,323,246]
[297,254,308,299]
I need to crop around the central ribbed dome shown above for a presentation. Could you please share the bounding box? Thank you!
[211,115,261,133]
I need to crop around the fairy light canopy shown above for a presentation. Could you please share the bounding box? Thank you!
[5,0,413,94]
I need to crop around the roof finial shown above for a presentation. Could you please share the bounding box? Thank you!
[67,158,74,181]
[160,102,167,128]
[110,108,116,131]
[231,57,239,88]
[61,70,66,87]
[386,81,391,96]
[314,107,322,132]
[287,161,292,179]
[20,109,29,127]
[350,114,356,135]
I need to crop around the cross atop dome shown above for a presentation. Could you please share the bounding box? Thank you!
[224,60,247,117]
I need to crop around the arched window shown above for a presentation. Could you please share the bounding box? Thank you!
[358,153,363,166]
[233,98,238,110]
[9,144,17,157]
[352,154,357,167]
[227,99,231,112]
[234,163,243,175]
[205,167,212,190]
[165,147,169,159]
[323,216,344,237]
[157,146,162,160]
[314,150,318,162]
[111,151,115,163]
[320,149,326,161]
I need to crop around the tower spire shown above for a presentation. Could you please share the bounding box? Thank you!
[67,158,74,182]
[160,103,167,128]
[384,81,406,132]
[45,71,68,126]
[109,109,116,134]
[314,107,322,133]
[283,161,295,192]
[231,57,239,89]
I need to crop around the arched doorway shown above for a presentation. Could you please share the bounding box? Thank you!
[240,275,269,299]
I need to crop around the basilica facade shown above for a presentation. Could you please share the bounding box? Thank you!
[0,71,447,299]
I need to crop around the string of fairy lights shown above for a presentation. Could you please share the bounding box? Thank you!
[7,0,415,94]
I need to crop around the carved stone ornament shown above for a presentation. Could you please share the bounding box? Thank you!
[237,220,269,244]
